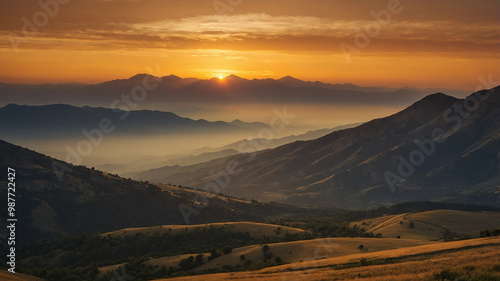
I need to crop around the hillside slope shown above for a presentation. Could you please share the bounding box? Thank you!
[137,87,500,208]
[0,140,301,242]
[102,222,305,238]
[156,237,500,281]
[351,210,500,240]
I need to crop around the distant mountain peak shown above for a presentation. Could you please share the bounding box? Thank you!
[417,92,457,104]
[128,73,161,80]
[278,75,302,82]
[224,74,246,81]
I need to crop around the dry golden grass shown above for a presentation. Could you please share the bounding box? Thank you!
[99,236,430,274]
[153,237,500,281]
[146,253,209,269]
[101,221,305,238]
[352,210,500,241]
[0,270,44,281]
[156,184,251,204]
[193,237,431,272]
[98,262,125,275]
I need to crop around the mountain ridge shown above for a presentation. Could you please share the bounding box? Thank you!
[0,74,470,108]
[136,87,500,208]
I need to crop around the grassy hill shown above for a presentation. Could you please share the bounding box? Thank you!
[102,222,305,238]
[0,271,44,281]
[351,210,500,240]
[98,236,431,275]
[154,237,500,281]
[0,139,325,243]
[187,237,432,272]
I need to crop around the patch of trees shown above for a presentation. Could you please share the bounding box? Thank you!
[16,225,312,280]
[480,229,500,237]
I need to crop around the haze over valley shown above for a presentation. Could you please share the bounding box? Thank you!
[1,1,499,280]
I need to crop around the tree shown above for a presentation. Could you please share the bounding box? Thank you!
[222,246,232,254]
[358,245,364,250]
[275,256,282,263]
[262,245,270,252]
[409,222,415,229]
[240,255,246,261]
[480,229,492,237]
[208,248,221,260]
[195,254,204,265]
[178,256,195,271]
[492,229,500,236]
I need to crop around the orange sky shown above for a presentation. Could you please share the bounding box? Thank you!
[0,0,499,90]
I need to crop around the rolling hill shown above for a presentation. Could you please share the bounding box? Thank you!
[0,104,267,140]
[136,86,500,208]
[0,139,308,242]
[0,271,44,281]
[101,222,305,238]
[151,237,500,281]
[351,210,500,241]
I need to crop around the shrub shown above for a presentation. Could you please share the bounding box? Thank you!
[491,229,500,236]
[264,252,274,260]
[195,254,204,265]
[222,246,232,254]
[396,235,401,239]
[360,258,368,266]
[358,245,364,250]
[240,255,246,261]
[208,248,221,260]
[178,256,196,271]
[480,230,492,237]
[433,268,459,281]
[275,256,282,263]
[409,222,415,228]
[262,245,270,252]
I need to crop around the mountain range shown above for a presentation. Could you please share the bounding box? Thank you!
[0,103,268,139]
[0,139,305,242]
[136,86,500,208]
[0,74,468,108]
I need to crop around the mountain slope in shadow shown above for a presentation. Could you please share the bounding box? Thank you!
[137,87,500,208]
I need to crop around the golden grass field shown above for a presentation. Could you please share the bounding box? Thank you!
[351,210,500,241]
[101,221,305,238]
[153,237,500,281]
[0,271,44,281]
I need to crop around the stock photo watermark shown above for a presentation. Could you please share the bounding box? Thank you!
[5,168,17,273]
[51,65,166,182]
[281,238,340,281]
[178,106,296,224]
[384,74,500,192]
[340,0,411,63]
[8,0,71,53]
[213,0,244,15]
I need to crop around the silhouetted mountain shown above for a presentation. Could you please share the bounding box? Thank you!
[0,74,468,107]
[0,140,302,242]
[0,104,266,140]
[137,87,500,208]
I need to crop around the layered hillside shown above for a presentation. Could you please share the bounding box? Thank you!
[137,87,500,208]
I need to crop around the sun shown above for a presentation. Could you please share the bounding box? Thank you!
[218,76,224,80]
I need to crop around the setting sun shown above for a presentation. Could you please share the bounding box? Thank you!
[218,76,224,80]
